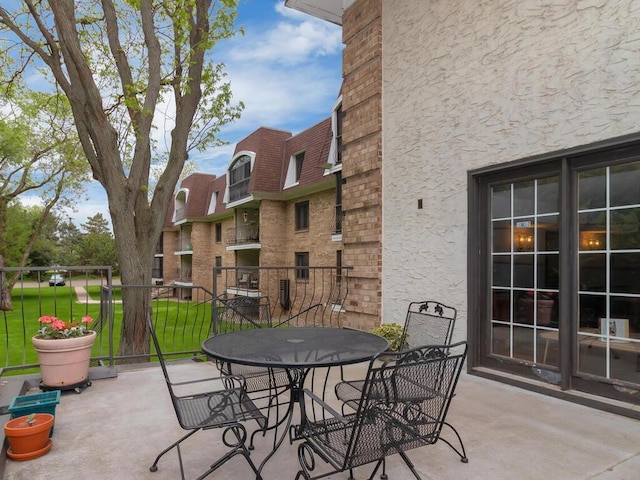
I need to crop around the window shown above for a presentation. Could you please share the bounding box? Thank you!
[334,172,343,234]
[215,223,222,243]
[295,152,305,182]
[336,104,343,164]
[284,151,306,188]
[229,155,251,202]
[215,256,222,276]
[336,250,343,285]
[471,138,640,404]
[295,201,309,230]
[489,177,560,364]
[295,252,309,280]
[152,257,163,279]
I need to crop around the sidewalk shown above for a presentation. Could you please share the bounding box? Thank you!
[4,362,640,479]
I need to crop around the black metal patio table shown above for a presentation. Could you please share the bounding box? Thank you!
[201,327,389,478]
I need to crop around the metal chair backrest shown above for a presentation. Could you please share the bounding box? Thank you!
[296,341,468,480]
[147,315,204,415]
[212,295,272,334]
[146,316,266,479]
[346,341,467,469]
[400,300,456,350]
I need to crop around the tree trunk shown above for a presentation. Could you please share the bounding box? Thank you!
[0,201,12,311]
[111,200,156,361]
[0,1,224,354]
[0,268,11,312]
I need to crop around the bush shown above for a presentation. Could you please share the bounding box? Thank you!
[370,323,406,352]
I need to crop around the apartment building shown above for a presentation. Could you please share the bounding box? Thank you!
[157,117,347,308]
[286,0,640,415]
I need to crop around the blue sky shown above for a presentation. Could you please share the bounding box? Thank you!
[45,1,343,229]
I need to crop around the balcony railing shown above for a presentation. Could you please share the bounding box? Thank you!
[0,264,350,385]
[0,267,217,376]
[213,266,351,328]
[174,268,192,283]
[227,225,260,246]
[174,240,193,252]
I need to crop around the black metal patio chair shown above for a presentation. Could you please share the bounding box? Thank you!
[294,342,468,480]
[147,316,267,480]
[211,296,292,450]
[213,296,290,392]
[335,300,457,407]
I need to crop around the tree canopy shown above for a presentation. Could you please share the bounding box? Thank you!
[0,1,243,354]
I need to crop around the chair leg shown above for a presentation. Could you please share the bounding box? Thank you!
[366,459,384,480]
[398,451,423,480]
[249,385,290,449]
[440,421,468,463]
[197,424,263,480]
[380,457,388,480]
[149,428,200,479]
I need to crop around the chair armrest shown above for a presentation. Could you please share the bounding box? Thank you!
[169,374,245,390]
[300,388,350,427]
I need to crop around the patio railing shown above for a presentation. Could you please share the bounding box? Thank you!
[0,264,351,379]
[213,266,351,328]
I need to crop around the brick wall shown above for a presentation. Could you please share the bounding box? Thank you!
[190,222,213,289]
[161,231,179,285]
[342,0,383,330]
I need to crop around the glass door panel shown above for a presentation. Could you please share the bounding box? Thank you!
[490,176,560,366]
[577,164,640,384]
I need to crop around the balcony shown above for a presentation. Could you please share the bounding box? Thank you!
[173,240,193,254]
[226,225,260,249]
[173,268,192,286]
[2,266,640,479]
[4,362,640,479]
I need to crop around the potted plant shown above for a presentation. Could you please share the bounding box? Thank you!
[32,315,96,388]
[370,323,407,352]
[4,413,54,461]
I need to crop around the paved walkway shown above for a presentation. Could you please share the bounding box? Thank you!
[73,286,100,304]
[4,362,640,479]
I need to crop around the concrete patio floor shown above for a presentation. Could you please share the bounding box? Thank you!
[3,360,640,480]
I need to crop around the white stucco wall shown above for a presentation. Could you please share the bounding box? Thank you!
[381,0,640,340]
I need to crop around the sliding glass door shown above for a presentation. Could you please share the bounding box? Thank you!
[475,145,640,404]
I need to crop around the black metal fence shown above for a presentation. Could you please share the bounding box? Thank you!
[213,266,350,329]
[0,266,114,376]
[0,264,351,377]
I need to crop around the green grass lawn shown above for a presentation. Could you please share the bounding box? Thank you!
[1,286,212,376]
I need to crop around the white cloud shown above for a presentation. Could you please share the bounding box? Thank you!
[191,144,236,176]
[228,3,342,66]
[190,1,343,176]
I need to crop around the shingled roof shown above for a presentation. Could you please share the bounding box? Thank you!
[232,127,292,194]
[173,115,334,224]
[179,172,216,219]
[281,117,332,191]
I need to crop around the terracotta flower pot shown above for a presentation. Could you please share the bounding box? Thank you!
[4,413,54,458]
[32,331,97,387]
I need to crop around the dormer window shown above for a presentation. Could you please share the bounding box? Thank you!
[229,155,251,202]
[284,151,306,189]
[174,189,188,222]
[295,152,305,182]
[326,97,343,171]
